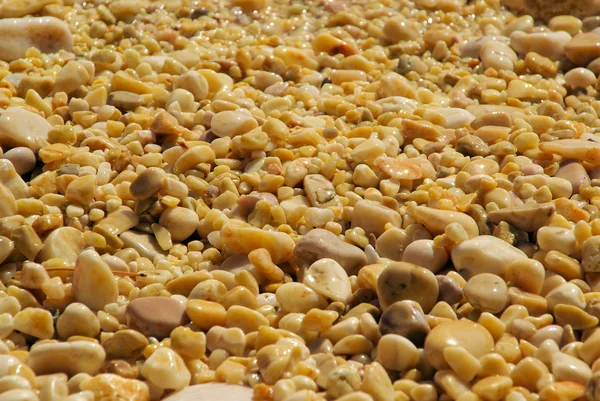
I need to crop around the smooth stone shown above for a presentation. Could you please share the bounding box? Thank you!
[379,300,430,346]
[107,91,142,111]
[220,220,295,264]
[126,296,188,339]
[351,200,401,237]
[460,35,510,58]
[1,147,36,176]
[413,206,479,239]
[0,17,73,62]
[52,61,91,96]
[552,352,592,386]
[26,341,106,376]
[303,174,341,208]
[0,159,28,199]
[141,348,191,391]
[159,207,199,243]
[0,107,50,151]
[487,202,556,232]
[163,383,253,401]
[464,273,509,313]
[120,231,167,260]
[72,249,118,311]
[293,228,367,275]
[426,107,475,129]
[377,261,439,312]
[564,32,600,66]
[80,374,150,401]
[554,160,590,193]
[424,320,494,371]
[451,235,528,278]
[303,258,352,304]
[210,110,258,138]
[565,67,597,88]
[401,239,448,273]
[510,31,571,60]
[37,227,84,263]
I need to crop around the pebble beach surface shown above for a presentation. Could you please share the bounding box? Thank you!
[0,0,599,400]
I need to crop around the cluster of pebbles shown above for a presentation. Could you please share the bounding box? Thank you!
[1,0,600,400]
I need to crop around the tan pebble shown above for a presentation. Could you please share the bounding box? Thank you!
[433,370,471,400]
[37,227,84,263]
[472,376,512,401]
[326,366,361,398]
[80,374,149,401]
[173,71,209,101]
[211,110,258,138]
[554,161,590,193]
[159,207,199,243]
[524,52,557,77]
[149,110,183,136]
[72,249,118,311]
[0,389,38,401]
[360,362,394,401]
[52,61,90,96]
[565,32,600,65]
[565,67,596,88]
[401,239,448,273]
[294,228,366,275]
[220,220,294,264]
[376,334,418,372]
[120,231,166,261]
[480,40,517,71]
[551,351,592,385]
[528,325,563,347]
[0,107,50,152]
[57,303,100,339]
[554,304,599,329]
[129,168,164,200]
[505,259,545,294]
[333,334,373,355]
[126,296,187,339]
[161,383,253,401]
[464,273,508,313]
[443,346,481,382]
[103,329,148,359]
[424,320,494,371]
[185,299,226,331]
[107,91,141,110]
[413,206,479,239]
[377,261,439,312]
[451,235,528,278]
[27,341,105,376]
[511,31,571,60]
[582,236,600,272]
[13,308,53,339]
[303,174,341,208]
[375,156,422,180]
[65,175,97,206]
[276,282,327,313]
[351,200,401,237]
[303,258,351,304]
[538,381,586,401]
[545,282,586,311]
[225,305,268,333]
[2,148,36,176]
[0,17,72,62]
[142,347,190,391]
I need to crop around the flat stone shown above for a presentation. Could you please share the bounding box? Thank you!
[163,383,253,401]
[0,107,50,151]
[565,32,600,66]
[108,91,142,111]
[0,17,73,62]
[126,296,188,339]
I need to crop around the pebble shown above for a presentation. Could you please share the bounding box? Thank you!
[564,32,600,65]
[480,40,517,71]
[424,320,494,371]
[52,61,91,96]
[221,220,295,264]
[293,228,366,274]
[162,383,253,401]
[107,91,141,110]
[173,71,209,101]
[120,231,166,260]
[582,236,600,272]
[0,390,38,401]
[129,168,164,200]
[401,239,448,273]
[551,352,592,385]
[564,67,596,88]
[80,374,150,401]
[1,148,36,176]
[376,334,418,372]
[0,17,73,62]
[376,261,439,312]
[159,207,199,243]
[545,282,586,311]
[378,300,430,345]
[72,249,118,311]
[554,160,590,193]
[27,341,106,376]
[211,110,258,138]
[413,206,479,239]
[0,107,50,152]
[13,308,54,339]
[464,273,509,313]
[141,347,191,391]
[126,296,188,339]
[451,235,528,278]
[461,36,510,58]
[351,200,401,237]
[487,202,556,232]
[276,282,328,313]
[303,258,352,304]
[510,31,571,60]
[56,303,100,339]
[304,174,341,208]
